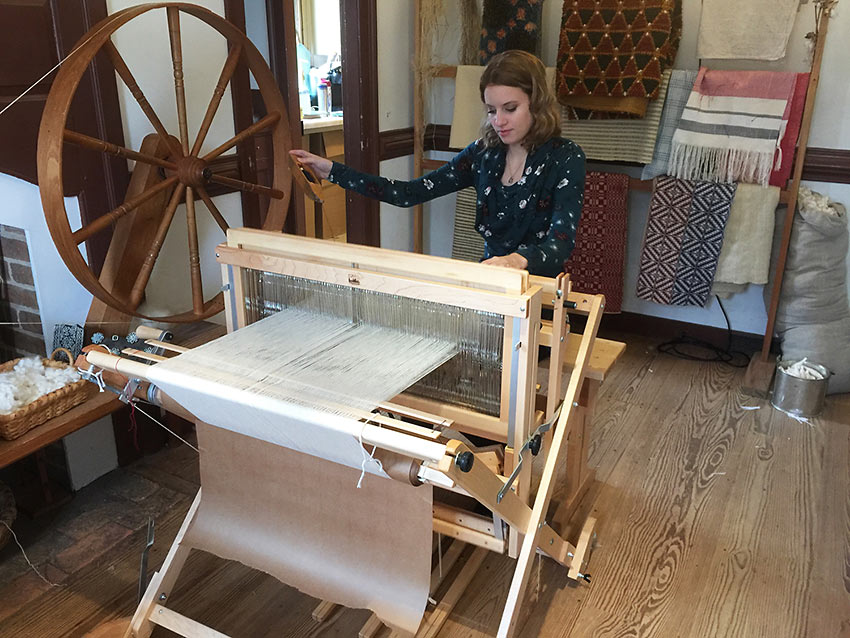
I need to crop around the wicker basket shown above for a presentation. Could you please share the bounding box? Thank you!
[0,350,96,441]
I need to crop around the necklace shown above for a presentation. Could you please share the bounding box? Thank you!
[504,153,526,185]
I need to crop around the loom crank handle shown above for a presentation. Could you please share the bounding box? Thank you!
[497,402,564,503]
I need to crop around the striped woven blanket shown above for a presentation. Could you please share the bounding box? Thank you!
[669,68,797,187]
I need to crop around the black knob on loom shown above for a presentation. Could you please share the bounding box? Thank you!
[529,434,542,456]
[455,451,474,472]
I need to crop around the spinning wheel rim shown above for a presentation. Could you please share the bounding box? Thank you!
[37,2,292,323]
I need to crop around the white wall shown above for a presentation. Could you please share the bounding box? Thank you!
[377,1,850,335]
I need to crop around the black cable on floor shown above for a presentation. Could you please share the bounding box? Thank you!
[656,295,750,368]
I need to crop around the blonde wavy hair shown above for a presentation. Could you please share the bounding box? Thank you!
[478,50,560,150]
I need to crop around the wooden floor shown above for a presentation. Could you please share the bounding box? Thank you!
[0,333,848,637]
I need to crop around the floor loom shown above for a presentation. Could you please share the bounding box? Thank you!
[84,228,604,638]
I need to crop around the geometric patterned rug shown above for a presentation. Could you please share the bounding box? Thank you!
[563,171,630,312]
[636,176,737,307]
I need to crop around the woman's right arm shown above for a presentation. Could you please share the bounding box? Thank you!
[290,142,479,208]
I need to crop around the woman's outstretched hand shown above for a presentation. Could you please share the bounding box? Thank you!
[482,253,528,270]
[289,149,333,180]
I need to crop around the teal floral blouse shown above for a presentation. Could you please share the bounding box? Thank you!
[327,137,585,277]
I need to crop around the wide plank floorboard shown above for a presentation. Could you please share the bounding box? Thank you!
[1,333,848,637]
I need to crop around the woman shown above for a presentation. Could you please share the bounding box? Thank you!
[290,50,585,278]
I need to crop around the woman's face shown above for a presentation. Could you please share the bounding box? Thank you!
[483,84,533,147]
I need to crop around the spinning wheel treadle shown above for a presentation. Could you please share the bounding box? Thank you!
[37,2,296,323]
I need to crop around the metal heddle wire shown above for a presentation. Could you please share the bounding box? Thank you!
[241,269,505,416]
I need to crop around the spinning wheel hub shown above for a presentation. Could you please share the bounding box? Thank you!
[175,156,211,187]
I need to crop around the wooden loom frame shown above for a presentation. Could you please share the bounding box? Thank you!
[90,228,605,638]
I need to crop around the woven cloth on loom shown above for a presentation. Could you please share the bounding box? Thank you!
[641,69,697,180]
[711,184,780,297]
[697,0,799,61]
[556,0,681,118]
[770,73,809,188]
[479,0,543,64]
[561,69,670,163]
[668,68,797,187]
[563,172,630,312]
[636,176,736,307]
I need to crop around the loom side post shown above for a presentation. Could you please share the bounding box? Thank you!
[497,293,604,638]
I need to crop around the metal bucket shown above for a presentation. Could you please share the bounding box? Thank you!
[771,361,830,418]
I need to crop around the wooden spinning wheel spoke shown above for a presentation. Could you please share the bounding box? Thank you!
[128,184,185,310]
[207,173,284,199]
[201,111,280,161]
[63,129,176,171]
[191,43,243,157]
[39,3,294,322]
[166,7,191,155]
[196,185,230,233]
[72,176,179,245]
[184,187,205,315]
[102,39,184,159]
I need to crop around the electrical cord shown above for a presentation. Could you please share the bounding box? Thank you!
[656,295,750,367]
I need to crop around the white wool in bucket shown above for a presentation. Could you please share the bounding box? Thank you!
[0,357,81,414]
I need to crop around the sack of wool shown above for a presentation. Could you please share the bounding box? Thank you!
[767,187,850,395]
[768,187,848,330]
[0,357,80,414]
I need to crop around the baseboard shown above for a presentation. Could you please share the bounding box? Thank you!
[593,311,769,354]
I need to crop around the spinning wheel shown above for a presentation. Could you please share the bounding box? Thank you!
[37,2,296,322]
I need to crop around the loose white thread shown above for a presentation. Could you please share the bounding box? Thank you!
[132,402,200,453]
[356,421,383,489]
[0,521,63,588]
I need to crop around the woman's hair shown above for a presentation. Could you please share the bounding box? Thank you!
[478,50,560,150]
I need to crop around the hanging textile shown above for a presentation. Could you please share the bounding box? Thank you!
[711,184,780,297]
[697,0,799,61]
[668,68,797,187]
[555,0,682,118]
[560,69,671,164]
[640,69,698,180]
[479,0,544,64]
[636,176,736,307]
[563,172,630,312]
[769,73,809,188]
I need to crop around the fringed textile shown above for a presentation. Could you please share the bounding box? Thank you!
[563,172,630,312]
[479,0,543,64]
[668,68,797,187]
[636,176,736,307]
[556,0,681,117]
[641,69,697,180]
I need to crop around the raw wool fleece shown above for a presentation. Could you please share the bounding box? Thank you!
[0,357,80,414]
[769,187,850,394]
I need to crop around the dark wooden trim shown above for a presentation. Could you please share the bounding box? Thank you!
[340,0,380,246]
[595,311,766,354]
[801,147,850,184]
[265,0,306,235]
[381,127,850,187]
[379,124,454,161]
[222,0,262,229]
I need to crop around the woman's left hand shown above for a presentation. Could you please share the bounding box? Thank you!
[482,253,528,270]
